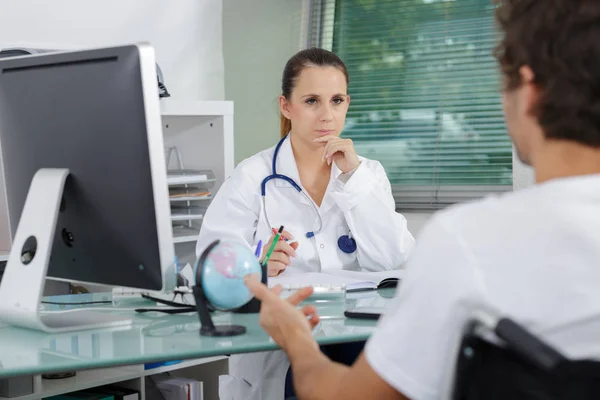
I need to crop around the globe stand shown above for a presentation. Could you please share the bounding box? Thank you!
[192,286,246,337]
[192,240,247,337]
[233,262,267,314]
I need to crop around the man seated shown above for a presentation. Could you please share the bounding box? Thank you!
[244,0,600,399]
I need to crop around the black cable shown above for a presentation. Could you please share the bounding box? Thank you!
[135,307,196,314]
[141,293,191,308]
[41,300,112,305]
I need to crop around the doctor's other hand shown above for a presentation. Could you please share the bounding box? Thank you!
[262,229,299,277]
[313,135,360,173]
[244,274,320,350]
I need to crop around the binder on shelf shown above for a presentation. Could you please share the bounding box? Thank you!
[155,377,203,400]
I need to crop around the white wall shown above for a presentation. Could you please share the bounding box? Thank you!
[223,0,305,163]
[0,0,224,101]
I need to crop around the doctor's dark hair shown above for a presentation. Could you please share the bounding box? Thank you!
[280,48,349,138]
[494,0,600,146]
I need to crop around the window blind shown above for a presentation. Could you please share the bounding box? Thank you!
[309,0,512,210]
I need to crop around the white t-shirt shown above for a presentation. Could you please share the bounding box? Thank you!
[366,174,600,400]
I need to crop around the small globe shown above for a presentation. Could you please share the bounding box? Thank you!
[195,241,262,310]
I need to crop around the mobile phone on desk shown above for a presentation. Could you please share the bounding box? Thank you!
[344,307,384,320]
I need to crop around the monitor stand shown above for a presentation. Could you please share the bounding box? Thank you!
[0,168,132,333]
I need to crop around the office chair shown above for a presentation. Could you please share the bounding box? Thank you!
[452,312,600,399]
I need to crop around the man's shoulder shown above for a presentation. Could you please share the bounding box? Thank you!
[426,188,540,239]
[434,193,504,225]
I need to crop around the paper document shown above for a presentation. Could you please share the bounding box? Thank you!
[325,269,404,282]
[169,187,211,198]
[269,269,403,292]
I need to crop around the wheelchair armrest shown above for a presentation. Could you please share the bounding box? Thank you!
[495,318,566,371]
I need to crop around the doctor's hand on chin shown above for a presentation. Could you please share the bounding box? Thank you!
[244,274,320,350]
[262,228,299,277]
[313,135,360,173]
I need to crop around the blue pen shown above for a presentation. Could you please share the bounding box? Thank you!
[255,240,263,259]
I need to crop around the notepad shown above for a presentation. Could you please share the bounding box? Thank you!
[268,269,403,293]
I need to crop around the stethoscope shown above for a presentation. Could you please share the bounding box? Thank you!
[260,135,357,254]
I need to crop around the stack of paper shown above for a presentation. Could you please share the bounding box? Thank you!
[167,169,214,185]
[169,187,211,199]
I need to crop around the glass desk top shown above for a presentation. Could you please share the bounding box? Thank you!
[0,289,395,378]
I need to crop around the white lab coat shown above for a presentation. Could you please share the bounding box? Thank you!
[196,135,415,400]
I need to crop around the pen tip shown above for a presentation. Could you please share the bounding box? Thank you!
[278,225,284,233]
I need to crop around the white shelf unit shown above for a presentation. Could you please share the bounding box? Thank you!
[160,99,234,266]
[0,356,229,400]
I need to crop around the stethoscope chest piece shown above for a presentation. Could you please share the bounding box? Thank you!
[338,235,357,254]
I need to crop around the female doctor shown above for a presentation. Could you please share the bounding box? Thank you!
[195,48,415,400]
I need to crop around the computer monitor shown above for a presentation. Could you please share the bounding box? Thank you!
[0,43,176,332]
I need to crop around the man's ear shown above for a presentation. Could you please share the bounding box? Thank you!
[520,65,538,116]
[279,95,292,120]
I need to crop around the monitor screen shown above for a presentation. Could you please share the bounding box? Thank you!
[0,45,174,291]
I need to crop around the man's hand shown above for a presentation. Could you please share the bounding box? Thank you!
[244,277,405,400]
[244,274,320,351]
